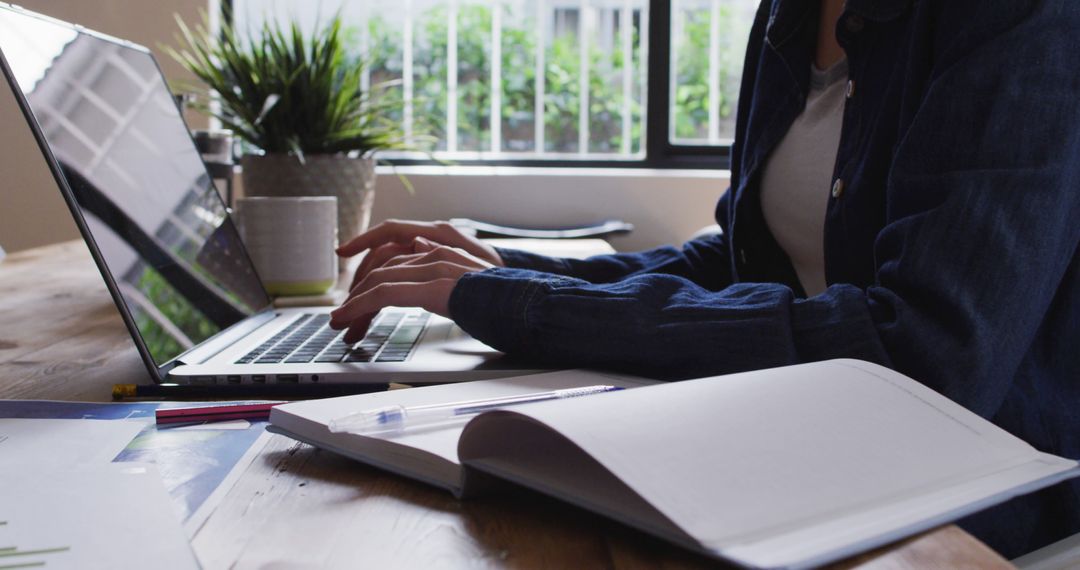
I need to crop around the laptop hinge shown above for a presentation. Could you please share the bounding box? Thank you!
[174,309,279,365]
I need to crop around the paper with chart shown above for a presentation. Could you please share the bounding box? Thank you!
[0,401,273,534]
[0,418,144,467]
[0,464,198,569]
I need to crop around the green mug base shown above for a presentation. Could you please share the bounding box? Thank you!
[265,279,336,296]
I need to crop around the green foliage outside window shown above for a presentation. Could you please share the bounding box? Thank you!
[336,3,742,153]
[358,4,648,154]
[673,4,743,141]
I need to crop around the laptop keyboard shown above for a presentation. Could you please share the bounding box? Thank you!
[235,309,430,365]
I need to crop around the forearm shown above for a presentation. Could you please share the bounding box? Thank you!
[449,269,889,380]
[495,232,733,289]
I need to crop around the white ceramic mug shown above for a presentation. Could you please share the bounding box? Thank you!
[236,196,338,296]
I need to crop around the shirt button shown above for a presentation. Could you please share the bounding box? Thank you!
[845,15,865,33]
[831,178,845,199]
[846,79,855,99]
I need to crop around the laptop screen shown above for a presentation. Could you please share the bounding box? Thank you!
[0,7,271,366]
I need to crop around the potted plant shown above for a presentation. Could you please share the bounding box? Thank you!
[169,14,413,242]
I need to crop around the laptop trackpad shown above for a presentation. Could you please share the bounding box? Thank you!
[446,323,470,342]
[430,321,499,354]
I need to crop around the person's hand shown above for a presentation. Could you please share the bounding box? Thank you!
[329,237,495,343]
[337,220,504,293]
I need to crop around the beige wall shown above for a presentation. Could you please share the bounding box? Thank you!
[0,0,208,253]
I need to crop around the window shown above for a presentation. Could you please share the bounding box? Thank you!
[227,0,756,168]
[669,0,754,146]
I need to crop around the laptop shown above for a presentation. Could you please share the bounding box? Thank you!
[0,4,540,386]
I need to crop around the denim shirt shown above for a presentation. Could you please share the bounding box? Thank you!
[449,0,1080,555]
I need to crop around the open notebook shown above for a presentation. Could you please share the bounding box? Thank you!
[268,359,1079,569]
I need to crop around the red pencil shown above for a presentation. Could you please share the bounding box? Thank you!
[155,402,284,425]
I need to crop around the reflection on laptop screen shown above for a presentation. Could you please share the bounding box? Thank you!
[0,8,271,366]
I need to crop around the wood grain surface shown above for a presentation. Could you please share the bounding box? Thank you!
[0,240,1015,569]
[0,240,149,400]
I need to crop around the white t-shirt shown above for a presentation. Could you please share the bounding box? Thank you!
[759,58,848,297]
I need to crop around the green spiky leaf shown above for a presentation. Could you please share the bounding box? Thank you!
[166,10,417,157]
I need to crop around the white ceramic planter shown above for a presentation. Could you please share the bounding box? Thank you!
[240,153,376,245]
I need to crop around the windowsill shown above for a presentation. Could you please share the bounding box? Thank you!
[371,164,729,252]
[376,164,730,179]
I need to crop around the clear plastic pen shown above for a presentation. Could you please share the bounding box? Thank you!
[327,385,623,435]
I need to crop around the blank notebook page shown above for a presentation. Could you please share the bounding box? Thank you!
[506,359,1072,564]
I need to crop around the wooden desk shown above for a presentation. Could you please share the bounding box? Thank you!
[0,240,1014,569]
